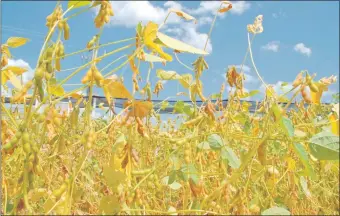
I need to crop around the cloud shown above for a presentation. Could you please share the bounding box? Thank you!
[180,22,212,53]
[272,10,286,19]
[294,43,312,57]
[197,16,213,26]
[7,59,34,84]
[262,41,280,52]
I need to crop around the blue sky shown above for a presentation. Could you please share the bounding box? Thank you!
[2,1,339,106]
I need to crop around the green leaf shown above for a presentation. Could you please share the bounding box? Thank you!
[68,1,91,9]
[157,32,209,55]
[211,93,221,99]
[280,117,294,137]
[161,101,169,110]
[161,176,182,190]
[173,101,184,113]
[299,176,311,198]
[183,105,194,116]
[261,206,290,215]
[207,134,224,150]
[156,69,181,80]
[240,90,260,98]
[197,141,210,150]
[308,131,339,160]
[221,147,241,169]
[168,170,177,184]
[292,143,316,179]
[180,163,199,185]
[243,121,251,134]
[281,82,289,87]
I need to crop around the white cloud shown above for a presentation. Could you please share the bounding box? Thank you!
[262,41,280,52]
[7,59,34,84]
[180,22,212,53]
[272,10,286,19]
[164,1,182,10]
[198,16,213,26]
[1,87,11,97]
[230,1,251,15]
[294,43,312,57]
[96,1,252,54]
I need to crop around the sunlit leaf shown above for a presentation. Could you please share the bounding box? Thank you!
[178,73,193,89]
[261,206,290,215]
[157,32,209,55]
[49,85,65,97]
[143,22,173,61]
[156,69,181,80]
[1,68,22,89]
[168,206,178,215]
[5,66,27,75]
[6,37,29,48]
[308,131,339,160]
[138,52,166,63]
[68,0,91,9]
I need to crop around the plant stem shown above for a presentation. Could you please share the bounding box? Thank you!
[204,3,223,52]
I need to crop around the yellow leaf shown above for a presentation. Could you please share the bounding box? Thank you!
[70,92,82,99]
[130,101,153,118]
[6,66,28,75]
[1,69,10,85]
[310,82,328,104]
[49,85,65,96]
[103,79,133,99]
[329,113,339,136]
[129,55,139,74]
[156,69,181,80]
[157,32,209,55]
[143,22,173,61]
[178,74,193,89]
[138,52,166,63]
[2,68,22,89]
[68,0,91,9]
[170,9,196,22]
[6,37,29,48]
[286,157,296,171]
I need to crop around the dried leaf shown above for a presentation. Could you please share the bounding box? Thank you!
[103,79,133,99]
[156,69,181,80]
[130,101,153,118]
[170,8,196,22]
